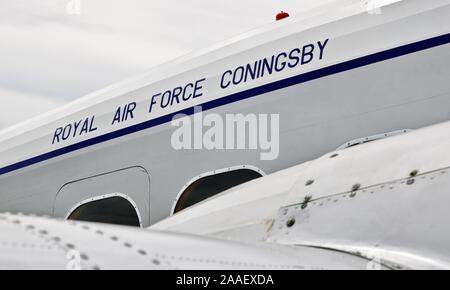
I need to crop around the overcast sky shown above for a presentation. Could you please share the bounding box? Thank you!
[0,0,333,130]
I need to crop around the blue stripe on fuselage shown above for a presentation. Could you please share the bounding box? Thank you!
[1,33,449,176]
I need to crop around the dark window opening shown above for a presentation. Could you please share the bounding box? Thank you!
[68,196,140,227]
[174,169,262,214]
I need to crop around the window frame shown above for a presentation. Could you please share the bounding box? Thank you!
[170,165,265,215]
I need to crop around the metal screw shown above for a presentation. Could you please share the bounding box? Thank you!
[286,218,296,228]
[301,195,313,209]
[410,170,419,177]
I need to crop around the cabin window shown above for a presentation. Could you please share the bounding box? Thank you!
[68,196,140,227]
[173,169,262,214]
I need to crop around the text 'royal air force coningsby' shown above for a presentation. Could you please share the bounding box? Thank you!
[51,38,330,145]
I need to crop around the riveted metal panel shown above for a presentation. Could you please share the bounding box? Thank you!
[269,168,450,269]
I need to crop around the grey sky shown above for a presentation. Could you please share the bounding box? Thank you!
[0,0,332,130]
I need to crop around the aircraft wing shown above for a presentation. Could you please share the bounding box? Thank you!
[0,213,382,270]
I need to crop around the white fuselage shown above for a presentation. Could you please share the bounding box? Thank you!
[0,0,449,226]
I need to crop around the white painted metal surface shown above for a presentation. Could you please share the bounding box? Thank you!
[0,0,449,270]
[0,0,449,226]
[0,0,448,169]
[269,168,450,270]
[152,164,305,240]
[152,120,450,269]
[0,213,383,270]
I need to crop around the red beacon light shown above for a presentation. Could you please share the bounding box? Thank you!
[276,11,290,21]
